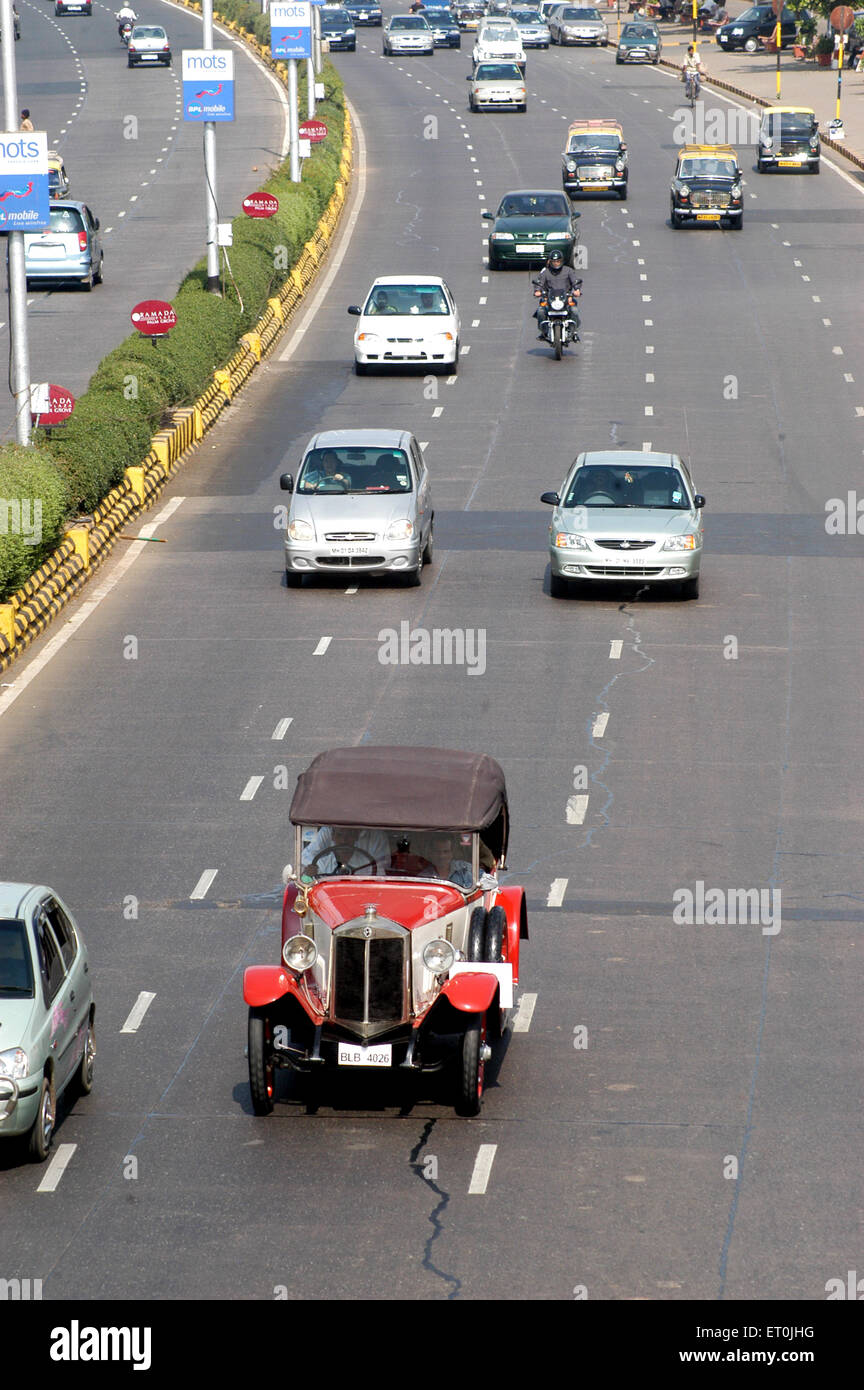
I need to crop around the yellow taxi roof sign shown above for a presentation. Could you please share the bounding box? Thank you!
[567,119,624,133]
[680,144,737,158]
[763,105,815,116]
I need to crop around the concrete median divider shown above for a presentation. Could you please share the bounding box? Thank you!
[0,73,353,675]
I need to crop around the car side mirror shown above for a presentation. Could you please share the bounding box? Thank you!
[571,210,581,218]
[282,864,295,885]
[481,210,493,220]
[694,494,706,509]
[620,143,627,152]
[347,304,361,315]
[280,473,294,492]
[540,491,560,506]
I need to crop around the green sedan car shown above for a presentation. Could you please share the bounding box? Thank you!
[0,883,95,1161]
[484,189,581,269]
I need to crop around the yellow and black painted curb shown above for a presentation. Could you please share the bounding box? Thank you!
[0,40,353,674]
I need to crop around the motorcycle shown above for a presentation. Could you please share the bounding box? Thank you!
[119,19,133,44]
[533,277,582,360]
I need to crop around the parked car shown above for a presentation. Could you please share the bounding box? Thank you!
[320,5,357,49]
[279,428,434,587]
[563,118,628,199]
[757,105,820,173]
[541,450,706,599]
[344,0,382,23]
[127,23,171,65]
[383,13,435,52]
[468,60,527,112]
[24,200,104,291]
[348,274,460,373]
[715,4,798,51]
[616,19,660,61]
[47,150,70,200]
[549,4,608,43]
[670,143,744,228]
[0,883,95,1162]
[483,188,581,269]
[242,746,528,1117]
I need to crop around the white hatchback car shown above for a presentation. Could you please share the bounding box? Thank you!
[348,276,461,374]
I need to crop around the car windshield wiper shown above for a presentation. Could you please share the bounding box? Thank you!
[0,985,33,995]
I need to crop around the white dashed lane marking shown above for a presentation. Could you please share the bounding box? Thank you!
[512,993,537,1033]
[592,712,609,738]
[120,992,157,1035]
[190,869,218,900]
[468,1144,498,1194]
[240,776,264,802]
[272,718,293,740]
[610,640,623,659]
[37,1144,77,1194]
[565,795,589,825]
[313,636,332,656]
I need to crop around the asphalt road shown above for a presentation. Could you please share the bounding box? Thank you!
[0,0,285,441]
[1,19,863,1306]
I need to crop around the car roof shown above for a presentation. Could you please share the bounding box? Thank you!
[567,119,623,133]
[307,429,412,449]
[763,105,815,116]
[369,274,447,287]
[0,883,48,917]
[499,188,568,196]
[680,144,737,157]
[575,450,681,468]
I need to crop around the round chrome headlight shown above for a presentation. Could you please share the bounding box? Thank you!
[423,939,456,974]
[282,934,317,972]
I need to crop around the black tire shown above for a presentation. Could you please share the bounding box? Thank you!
[550,571,570,598]
[616,55,623,63]
[28,1075,55,1162]
[756,156,764,173]
[81,269,93,292]
[450,342,459,373]
[248,1008,275,1115]
[811,161,820,175]
[467,905,486,961]
[618,183,627,200]
[93,254,104,285]
[489,254,502,270]
[76,1014,95,1096]
[484,905,505,963]
[553,320,563,359]
[518,103,527,113]
[728,214,743,230]
[671,207,681,229]
[285,569,303,588]
[455,1017,484,1116]
[401,564,422,587]
[680,574,700,600]
[354,359,368,375]
[422,521,434,565]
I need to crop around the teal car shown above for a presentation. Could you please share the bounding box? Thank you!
[0,884,95,1161]
[615,20,660,62]
[484,189,581,270]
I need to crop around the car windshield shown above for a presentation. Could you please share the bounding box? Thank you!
[482,24,517,37]
[297,448,413,495]
[300,826,475,886]
[477,62,523,77]
[323,12,351,25]
[623,23,656,36]
[567,132,620,151]
[392,14,430,26]
[512,9,542,19]
[0,919,35,997]
[765,115,814,136]
[679,157,737,178]
[499,193,568,216]
[565,466,692,509]
[425,7,453,15]
[560,7,600,17]
[133,26,165,37]
[49,207,84,233]
[364,283,449,314]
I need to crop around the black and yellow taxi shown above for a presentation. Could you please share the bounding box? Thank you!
[562,119,627,199]
[757,106,820,174]
[670,144,743,229]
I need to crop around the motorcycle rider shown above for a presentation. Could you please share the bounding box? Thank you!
[681,43,704,99]
[116,4,137,37]
[534,250,581,341]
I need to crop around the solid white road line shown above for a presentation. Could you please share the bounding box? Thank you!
[547,878,568,907]
[0,497,185,723]
[240,775,264,802]
[512,993,537,1034]
[468,1144,498,1195]
[120,992,157,1035]
[272,718,293,739]
[37,1144,77,1194]
[313,636,332,656]
[565,795,589,825]
[610,639,623,659]
[592,712,609,738]
[190,869,218,900]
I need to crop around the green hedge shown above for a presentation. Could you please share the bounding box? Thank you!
[31,53,347,515]
[0,446,70,598]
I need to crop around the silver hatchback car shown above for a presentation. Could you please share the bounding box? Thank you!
[541,450,705,599]
[280,429,434,587]
[23,200,103,291]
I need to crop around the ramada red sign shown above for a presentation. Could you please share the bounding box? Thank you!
[30,383,75,426]
[299,119,328,144]
[131,300,177,336]
[243,191,279,218]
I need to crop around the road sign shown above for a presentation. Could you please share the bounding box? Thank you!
[243,191,280,218]
[271,1,312,59]
[182,50,236,121]
[299,119,328,143]
[30,383,74,426]
[0,131,50,231]
[830,5,855,29]
[131,301,177,337]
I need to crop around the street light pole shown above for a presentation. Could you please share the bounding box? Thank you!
[202,0,221,293]
[1,0,31,445]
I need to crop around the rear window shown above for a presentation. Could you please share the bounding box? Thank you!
[133,26,166,37]
[0,920,34,997]
[50,207,84,233]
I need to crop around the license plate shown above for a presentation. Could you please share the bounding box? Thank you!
[696,211,720,219]
[140,53,157,59]
[516,244,539,253]
[338,1043,392,1067]
[331,545,369,555]
[602,553,652,566]
[29,245,61,258]
[778,158,802,166]
[587,181,610,189]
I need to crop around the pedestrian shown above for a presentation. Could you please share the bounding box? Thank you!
[19,110,34,132]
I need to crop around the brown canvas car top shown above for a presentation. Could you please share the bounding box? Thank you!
[290,746,509,858]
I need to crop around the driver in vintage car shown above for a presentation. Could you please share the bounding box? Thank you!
[301,825,391,876]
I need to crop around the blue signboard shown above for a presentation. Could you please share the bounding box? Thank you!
[0,131,50,232]
[271,1,312,59]
[182,49,236,122]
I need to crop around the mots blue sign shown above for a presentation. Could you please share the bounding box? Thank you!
[271,1,312,59]
[0,132,50,231]
[182,50,236,122]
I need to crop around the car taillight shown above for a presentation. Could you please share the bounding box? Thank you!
[129,42,136,50]
[77,231,88,252]
[163,42,169,49]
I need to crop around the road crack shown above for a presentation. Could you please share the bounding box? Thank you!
[409,1119,461,1300]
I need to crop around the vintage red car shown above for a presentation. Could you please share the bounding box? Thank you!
[243,746,528,1116]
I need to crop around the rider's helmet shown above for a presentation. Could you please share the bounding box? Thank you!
[547,250,564,270]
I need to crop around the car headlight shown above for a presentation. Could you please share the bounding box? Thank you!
[490,231,514,240]
[0,1048,29,1080]
[565,158,577,172]
[546,231,570,240]
[615,158,625,171]
[661,534,697,551]
[386,518,414,540]
[287,518,315,542]
[423,939,456,974]
[555,533,589,549]
[809,135,819,150]
[731,182,742,198]
[618,45,626,53]
[679,183,690,197]
[282,934,317,973]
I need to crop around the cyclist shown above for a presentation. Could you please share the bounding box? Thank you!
[681,44,704,102]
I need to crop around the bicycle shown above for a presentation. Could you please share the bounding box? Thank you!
[683,69,701,108]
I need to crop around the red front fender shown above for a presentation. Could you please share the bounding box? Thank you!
[439,971,499,1014]
[243,965,293,1009]
[495,885,528,985]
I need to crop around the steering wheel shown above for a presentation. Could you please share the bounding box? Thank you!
[308,845,378,876]
[313,477,349,493]
[582,492,617,505]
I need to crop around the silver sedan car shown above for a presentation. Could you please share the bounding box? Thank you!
[280,429,434,587]
[540,450,705,599]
